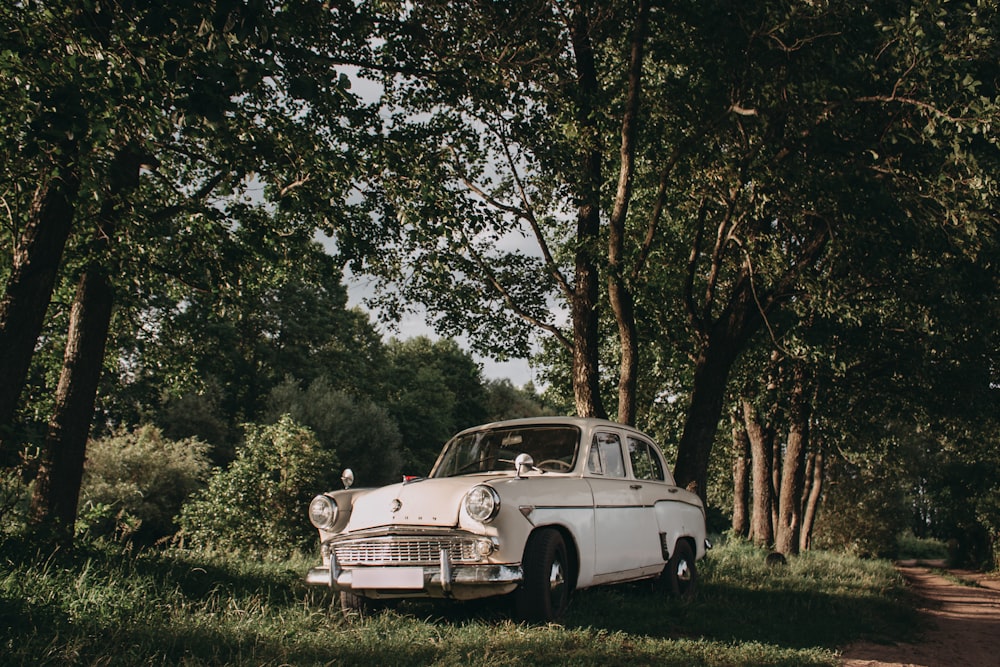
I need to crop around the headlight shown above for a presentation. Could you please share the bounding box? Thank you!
[308,495,338,530]
[464,485,501,523]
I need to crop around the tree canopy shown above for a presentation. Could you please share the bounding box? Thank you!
[0,0,996,563]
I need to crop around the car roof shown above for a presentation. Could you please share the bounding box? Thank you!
[452,416,652,439]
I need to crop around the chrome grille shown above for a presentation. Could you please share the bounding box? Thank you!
[330,535,480,565]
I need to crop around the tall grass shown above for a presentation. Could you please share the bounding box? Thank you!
[0,536,917,666]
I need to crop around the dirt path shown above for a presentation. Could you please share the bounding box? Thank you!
[840,563,1000,667]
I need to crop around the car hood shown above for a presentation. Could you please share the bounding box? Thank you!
[346,475,501,530]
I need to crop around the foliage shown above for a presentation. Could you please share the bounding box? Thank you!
[811,457,911,558]
[265,377,403,487]
[0,448,34,535]
[483,379,557,422]
[0,538,916,666]
[177,417,336,557]
[383,337,489,474]
[895,532,950,563]
[77,426,210,544]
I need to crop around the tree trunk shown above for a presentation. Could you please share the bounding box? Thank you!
[0,141,80,447]
[775,363,810,555]
[28,268,114,541]
[674,270,763,500]
[568,6,606,421]
[771,435,781,536]
[743,398,774,547]
[607,0,648,426]
[731,407,750,537]
[799,449,823,552]
[28,145,146,544]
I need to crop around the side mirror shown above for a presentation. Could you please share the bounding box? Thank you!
[514,453,534,478]
[341,468,355,489]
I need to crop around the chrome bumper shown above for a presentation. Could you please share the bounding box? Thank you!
[305,548,522,600]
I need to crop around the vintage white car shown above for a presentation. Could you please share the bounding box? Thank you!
[305,416,708,621]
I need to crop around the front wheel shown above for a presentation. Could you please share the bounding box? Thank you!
[514,528,572,622]
[662,539,698,598]
[339,590,388,619]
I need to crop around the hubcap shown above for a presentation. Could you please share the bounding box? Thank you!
[675,558,691,582]
[549,559,565,591]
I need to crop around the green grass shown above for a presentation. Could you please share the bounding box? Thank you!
[0,536,918,666]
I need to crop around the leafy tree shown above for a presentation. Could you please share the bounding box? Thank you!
[0,1,377,541]
[483,379,556,422]
[382,337,489,474]
[347,0,998,506]
[265,377,403,487]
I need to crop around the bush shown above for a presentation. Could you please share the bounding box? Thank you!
[0,448,35,536]
[895,532,949,561]
[79,426,211,543]
[177,416,336,556]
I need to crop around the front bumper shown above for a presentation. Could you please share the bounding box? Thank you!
[306,551,523,600]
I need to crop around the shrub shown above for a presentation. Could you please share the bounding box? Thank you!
[0,449,35,536]
[895,531,949,561]
[79,426,211,543]
[177,416,336,556]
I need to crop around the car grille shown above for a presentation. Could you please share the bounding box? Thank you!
[329,535,481,566]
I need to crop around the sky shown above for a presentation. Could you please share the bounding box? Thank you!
[342,270,537,388]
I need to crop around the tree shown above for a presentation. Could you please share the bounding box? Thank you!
[354,0,672,421]
[382,337,489,474]
[265,377,403,487]
[2,0,378,542]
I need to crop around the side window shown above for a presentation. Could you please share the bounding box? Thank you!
[628,437,665,482]
[588,432,626,478]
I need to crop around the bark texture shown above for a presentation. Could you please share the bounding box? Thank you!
[744,398,774,547]
[0,142,80,447]
[731,408,750,537]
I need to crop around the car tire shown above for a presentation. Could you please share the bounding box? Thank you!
[514,528,572,622]
[339,590,385,618]
[663,539,697,598]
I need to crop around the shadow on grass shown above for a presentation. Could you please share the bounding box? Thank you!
[0,538,918,666]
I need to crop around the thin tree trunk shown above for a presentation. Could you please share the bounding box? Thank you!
[731,407,750,537]
[776,363,810,555]
[743,398,773,547]
[800,449,823,552]
[568,5,606,420]
[607,0,648,426]
[771,436,781,536]
[0,140,80,447]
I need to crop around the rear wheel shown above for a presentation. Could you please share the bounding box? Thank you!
[514,528,572,622]
[663,539,697,598]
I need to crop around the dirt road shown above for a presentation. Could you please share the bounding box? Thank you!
[841,564,1000,667]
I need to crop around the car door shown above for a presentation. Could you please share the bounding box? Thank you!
[586,430,661,578]
[626,435,681,566]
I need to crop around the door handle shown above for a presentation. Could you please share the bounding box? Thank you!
[630,484,642,490]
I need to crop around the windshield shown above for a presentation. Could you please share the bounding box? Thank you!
[431,425,581,478]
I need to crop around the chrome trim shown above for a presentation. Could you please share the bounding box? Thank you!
[324,530,486,566]
[440,548,452,593]
[305,562,523,596]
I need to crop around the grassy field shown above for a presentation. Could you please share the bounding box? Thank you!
[0,537,918,666]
